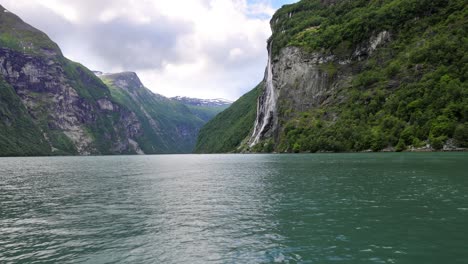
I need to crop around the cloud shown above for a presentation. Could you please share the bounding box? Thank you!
[88,17,192,70]
[1,0,296,100]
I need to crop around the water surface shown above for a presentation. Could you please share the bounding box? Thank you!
[1,153,467,263]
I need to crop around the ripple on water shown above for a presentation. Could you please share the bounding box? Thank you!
[1,153,468,263]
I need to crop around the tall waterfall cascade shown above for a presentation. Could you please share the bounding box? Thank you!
[249,42,278,147]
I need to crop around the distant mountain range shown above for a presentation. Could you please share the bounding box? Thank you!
[0,5,229,156]
[171,96,232,107]
[171,96,232,122]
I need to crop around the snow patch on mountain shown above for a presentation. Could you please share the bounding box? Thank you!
[171,96,233,107]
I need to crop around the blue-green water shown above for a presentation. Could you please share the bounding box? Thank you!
[1,153,468,263]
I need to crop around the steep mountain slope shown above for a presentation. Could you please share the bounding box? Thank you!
[171,96,232,122]
[0,5,139,155]
[0,6,202,155]
[99,72,204,153]
[195,84,261,153]
[0,76,50,156]
[196,0,467,153]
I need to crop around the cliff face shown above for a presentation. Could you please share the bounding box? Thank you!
[248,31,390,148]
[196,0,467,153]
[0,5,149,155]
[0,46,149,155]
[248,45,346,147]
[0,6,203,156]
[100,72,205,153]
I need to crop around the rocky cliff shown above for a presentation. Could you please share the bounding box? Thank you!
[248,30,390,150]
[0,6,204,156]
[100,72,204,153]
[196,0,467,153]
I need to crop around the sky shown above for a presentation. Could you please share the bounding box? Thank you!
[2,0,298,100]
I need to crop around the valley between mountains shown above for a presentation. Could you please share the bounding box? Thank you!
[1,0,467,156]
[0,4,231,156]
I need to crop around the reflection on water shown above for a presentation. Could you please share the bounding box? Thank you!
[1,153,468,263]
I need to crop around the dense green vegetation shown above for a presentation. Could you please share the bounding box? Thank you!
[0,5,210,156]
[62,59,111,100]
[2,1,466,155]
[0,5,115,155]
[196,0,467,153]
[0,5,60,55]
[102,74,205,153]
[195,84,261,153]
[185,104,230,123]
[274,0,467,152]
[0,77,51,156]
[271,0,463,57]
[0,5,236,156]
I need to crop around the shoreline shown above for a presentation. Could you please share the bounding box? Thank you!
[1,149,467,158]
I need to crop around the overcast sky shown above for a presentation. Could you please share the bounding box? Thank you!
[2,0,298,100]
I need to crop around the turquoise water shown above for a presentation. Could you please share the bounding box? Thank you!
[1,153,467,263]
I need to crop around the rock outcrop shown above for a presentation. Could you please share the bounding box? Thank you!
[248,30,390,147]
[0,47,147,155]
[196,0,467,153]
[100,72,205,154]
[0,6,205,155]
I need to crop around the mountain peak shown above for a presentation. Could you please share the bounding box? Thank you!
[171,96,233,107]
[0,5,61,56]
[97,71,145,91]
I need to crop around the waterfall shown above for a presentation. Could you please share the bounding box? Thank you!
[249,41,277,147]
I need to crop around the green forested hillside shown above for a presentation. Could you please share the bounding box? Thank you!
[101,73,205,153]
[0,5,60,55]
[0,5,137,155]
[0,77,51,156]
[276,0,467,152]
[0,5,208,156]
[184,105,230,123]
[170,97,231,123]
[195,0,467,153]
[194,84,261,153]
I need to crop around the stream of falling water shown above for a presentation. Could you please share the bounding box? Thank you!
[249,42,277,147]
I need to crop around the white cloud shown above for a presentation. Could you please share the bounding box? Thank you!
[1,0,294,100]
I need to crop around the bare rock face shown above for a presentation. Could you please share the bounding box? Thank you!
[0,6,210,156]
[0,47,146,155]
[0,48,94,154]
[97,99,115,111]
[353,31,391,60]
[106,72,144,92]
[99,72,206,154]
[248,46,351,146]
[248,31,391,148]
[273,47,347,114]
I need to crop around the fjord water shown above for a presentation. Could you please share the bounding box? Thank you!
[1,154,468,263]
